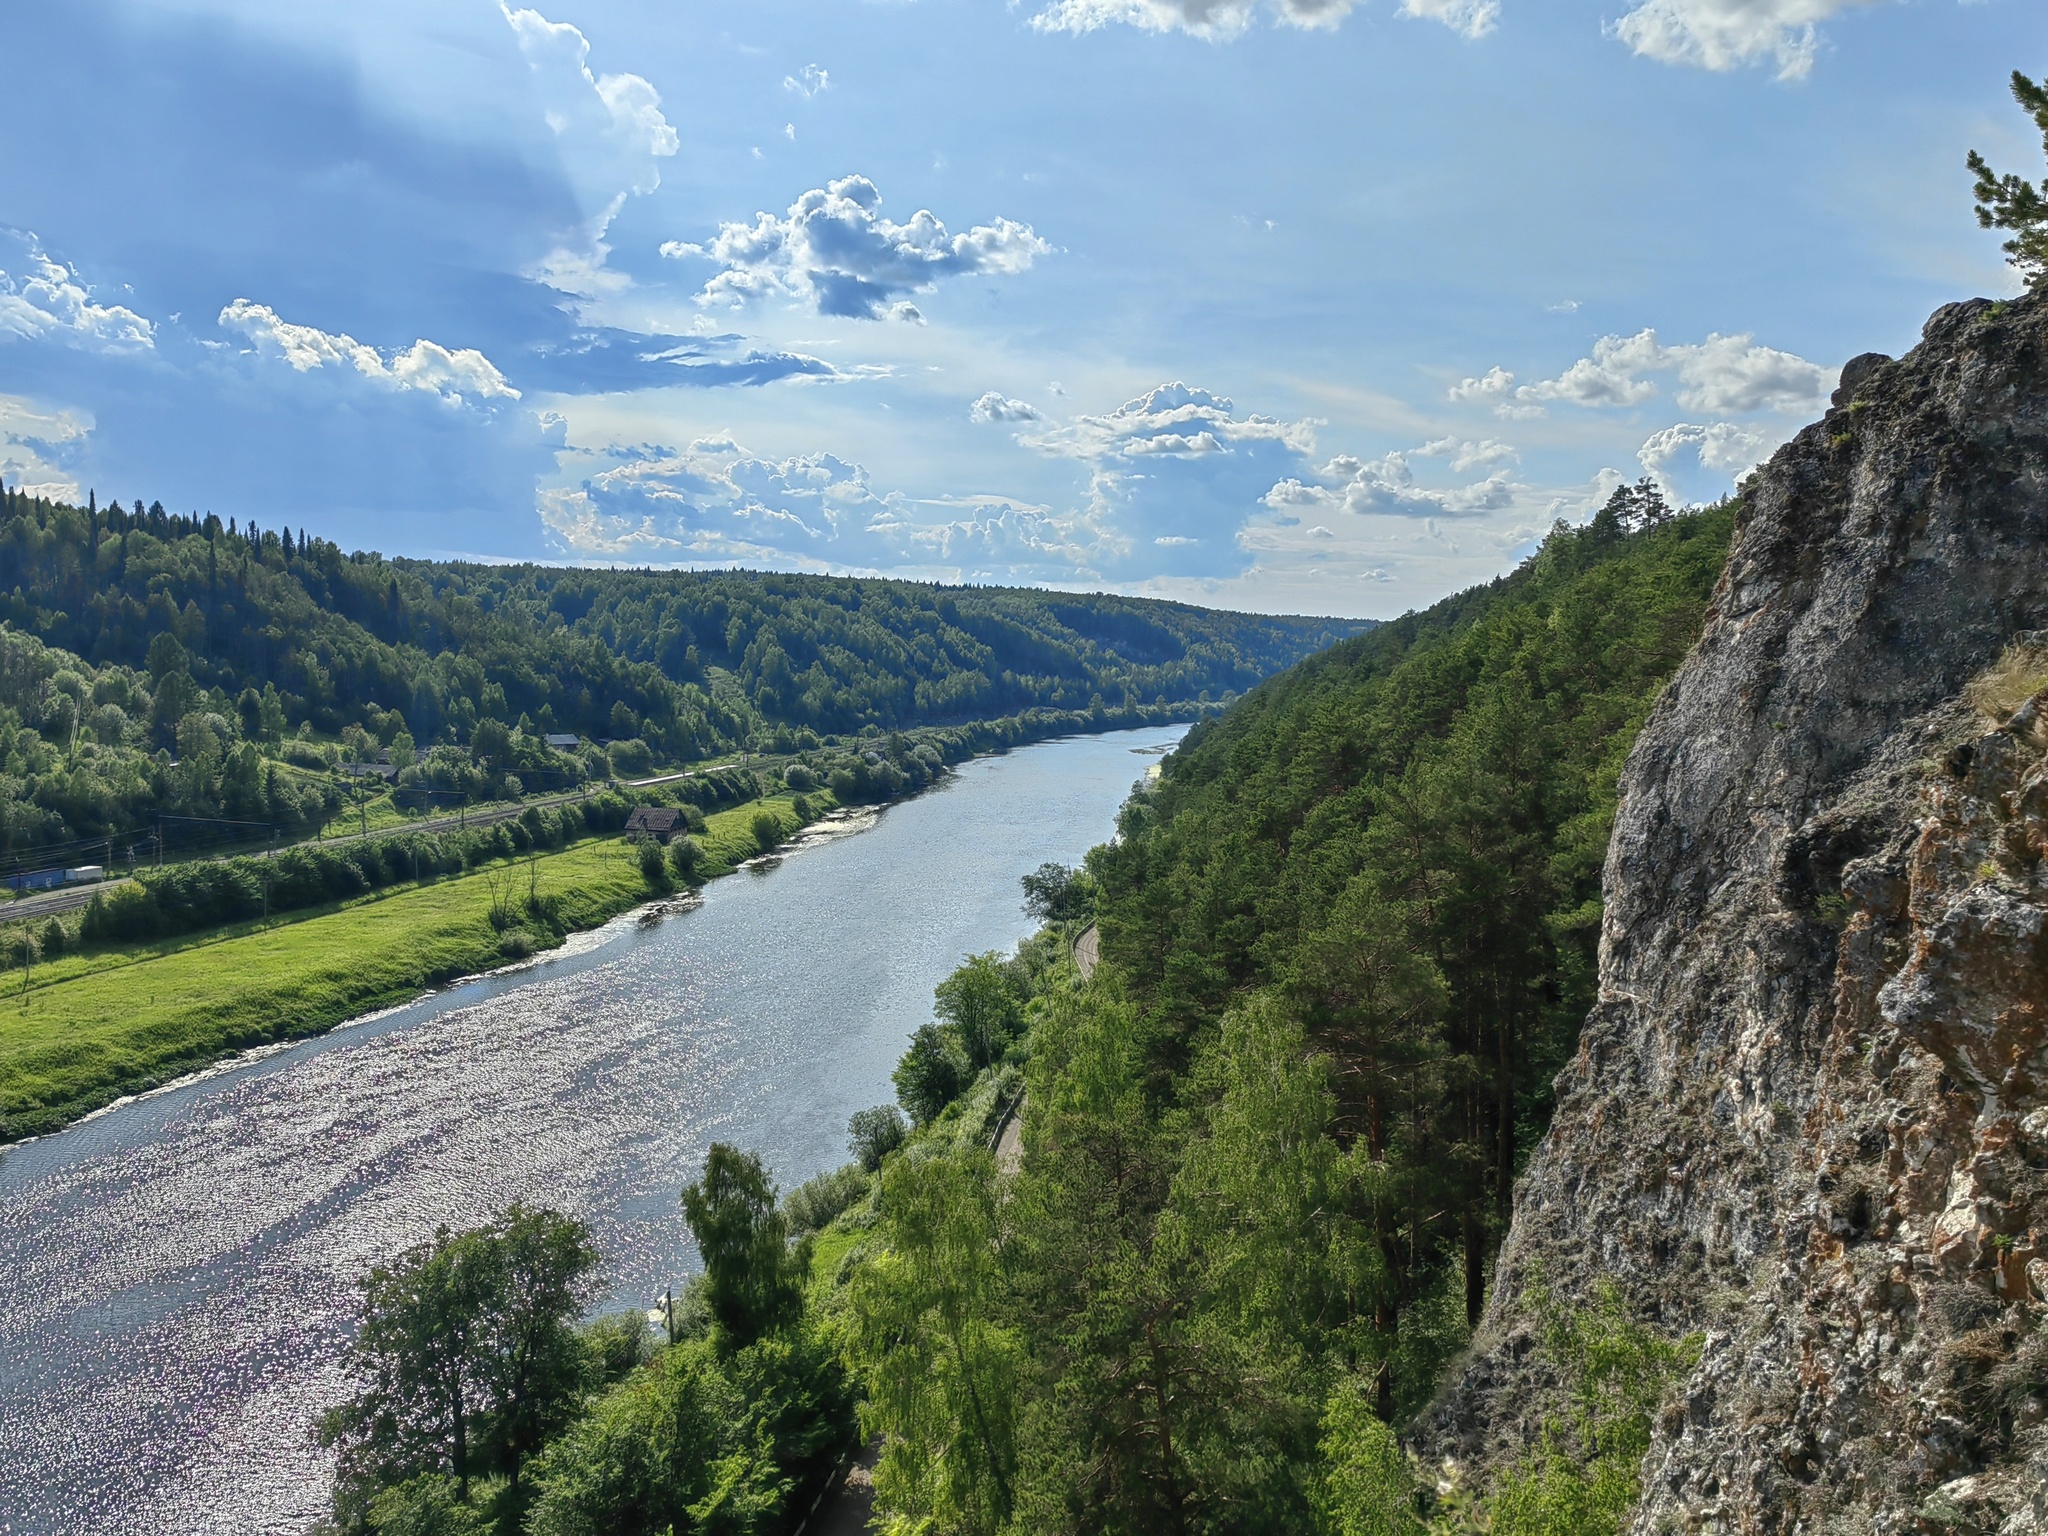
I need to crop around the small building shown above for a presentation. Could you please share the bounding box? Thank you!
[545,733,580,750]
[624,806,686,844]
[343,762,398,780]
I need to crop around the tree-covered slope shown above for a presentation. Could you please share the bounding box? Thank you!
[1090,496,1734,1334]
[827,493,1739,1536]
[0,488,1362,854]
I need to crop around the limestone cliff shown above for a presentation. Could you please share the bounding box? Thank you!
[1433,292,2048,1533]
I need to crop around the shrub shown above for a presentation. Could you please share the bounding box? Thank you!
[750,810,782,855]
[668,836,702,883]
[635,840,669,889]
[607,738,654,777]
[581,1310,653,1386]
[848,1104,908,1171]
[783,1164,870,1236]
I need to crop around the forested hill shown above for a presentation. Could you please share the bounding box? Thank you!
[0,490,1360,745]
[0,487,1361,852]
[1091,491,1733,1333]
[713,489,1742,1536]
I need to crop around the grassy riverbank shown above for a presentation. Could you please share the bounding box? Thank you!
[0,793,820,1142]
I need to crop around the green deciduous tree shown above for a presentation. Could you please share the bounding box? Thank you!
[892,1022,969,1126]
[319,1206,599,1521]
[1314,1380,1422,1536]
[849,1149,1021,1536]
[934,951,1024,1071]
[680,1145,807,1349]
[847,1104,908,1171]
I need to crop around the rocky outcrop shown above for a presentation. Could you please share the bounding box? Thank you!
[1433,292,2048,1533]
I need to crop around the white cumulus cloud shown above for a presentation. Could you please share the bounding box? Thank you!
[1610,0,1878,80]
[1398,0,1499,40]
[219,300,520,405]
[1637,420,1781,488]
[0,394,92,501]
[1515,329,1667,408]
[1264,448,1517,520]
[501,2,678,290]
[970,392,1044,424]
[1030,0,1346,38]
[665,175,1051,322]
[1471,329,1830,417]
[1021,382,1315,461]
[545,434,1102,579]
[0,236,154,354]
[1447,366,1515,403]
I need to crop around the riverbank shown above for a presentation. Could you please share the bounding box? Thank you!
[0,791,826,1142]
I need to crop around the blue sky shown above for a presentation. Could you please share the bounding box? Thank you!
[0,0,2038,617]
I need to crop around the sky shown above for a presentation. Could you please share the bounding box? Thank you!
[0,0,2039,618]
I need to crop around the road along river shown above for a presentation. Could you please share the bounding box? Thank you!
[0,725,1184,1536]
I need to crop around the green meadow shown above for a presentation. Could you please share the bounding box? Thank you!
[0,793,819,1141]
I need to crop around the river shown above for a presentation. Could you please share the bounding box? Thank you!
[0,725,1183,1536]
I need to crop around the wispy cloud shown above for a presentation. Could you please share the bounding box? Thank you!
[0,234,154,354]
[1609,0,1879,80]
[783,64,830,98]
[0,393,92,501]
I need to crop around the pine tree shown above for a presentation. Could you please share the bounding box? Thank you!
[1969,70,2048,289]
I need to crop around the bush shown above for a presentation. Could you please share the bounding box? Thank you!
[607,738,654,777]
[668,836,702,883]
[848,1104,908,1171]
[635,840,668,889]
[750,810,782,855]
[39,917,67,957]
[581,1310,653,1386]
[783,1164,869,1236]
[1316,1379,1423,1536]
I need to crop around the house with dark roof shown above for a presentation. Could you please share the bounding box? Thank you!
[623,806,687,844]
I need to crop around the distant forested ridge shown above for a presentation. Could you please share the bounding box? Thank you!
[0,487,1361,855]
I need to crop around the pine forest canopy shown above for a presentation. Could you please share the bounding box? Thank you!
[0,486,1364,854]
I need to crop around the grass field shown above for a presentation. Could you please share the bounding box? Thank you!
[0,793,820,1141]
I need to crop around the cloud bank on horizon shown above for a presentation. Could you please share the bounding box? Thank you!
[0,0,2026,616]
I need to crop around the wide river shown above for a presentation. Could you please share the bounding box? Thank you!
[0,725,1183,1536]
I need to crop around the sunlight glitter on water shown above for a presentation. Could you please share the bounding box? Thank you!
[0,727,1181,1536]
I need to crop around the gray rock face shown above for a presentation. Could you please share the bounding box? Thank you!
[1430,293,2048,1532]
